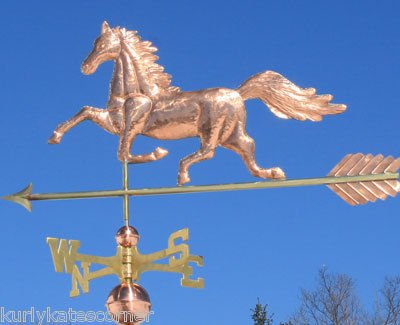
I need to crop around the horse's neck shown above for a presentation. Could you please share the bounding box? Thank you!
[107,46,163,108]
[122,42,162,98]
[107,50,140,109]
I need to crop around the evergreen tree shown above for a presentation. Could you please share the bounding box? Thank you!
[251,298,273,325]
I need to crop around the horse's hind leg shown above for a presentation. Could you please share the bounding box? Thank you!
[178,143,217,185]
[222,123,286,179]
[48,106,116,144]
[177,118,224,185]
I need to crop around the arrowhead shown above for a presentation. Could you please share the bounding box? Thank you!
[2,184,33,212]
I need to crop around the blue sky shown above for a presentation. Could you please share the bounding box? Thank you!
[0,0,399,323]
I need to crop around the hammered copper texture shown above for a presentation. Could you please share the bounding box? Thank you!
[49,21,346,185]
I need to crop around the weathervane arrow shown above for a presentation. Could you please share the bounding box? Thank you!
[3,153,399,211]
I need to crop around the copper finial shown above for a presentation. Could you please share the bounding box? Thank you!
[116,225,140,248]
[106,282,151,325]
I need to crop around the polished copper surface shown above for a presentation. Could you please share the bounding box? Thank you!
[49,21,346,185]
[106,282,151,325]
[116,225,139,248]
[328,153,400,205]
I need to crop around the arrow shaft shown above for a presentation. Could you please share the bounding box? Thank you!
[26,173,399,202]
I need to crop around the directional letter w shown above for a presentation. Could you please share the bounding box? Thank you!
[47,238,80,274]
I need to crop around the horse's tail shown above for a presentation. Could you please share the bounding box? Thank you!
[236,71,346,121]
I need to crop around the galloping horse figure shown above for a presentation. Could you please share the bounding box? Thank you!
[49,22,346,185]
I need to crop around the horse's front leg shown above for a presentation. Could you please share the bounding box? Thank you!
[118,95,168,163]
[48,106,116,144]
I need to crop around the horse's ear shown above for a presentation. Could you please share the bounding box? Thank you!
[101,21,111,34]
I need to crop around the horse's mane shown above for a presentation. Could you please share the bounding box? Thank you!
[118,28,180,94]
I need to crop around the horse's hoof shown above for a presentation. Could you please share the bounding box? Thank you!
[259,167,286,179]
[177,173,190,186]
[154,147,169,160]
[48,131,62,144]
[271,167,286,180]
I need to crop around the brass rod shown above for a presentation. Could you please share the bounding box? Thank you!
[122,162,130,226]
[24,173,399,201]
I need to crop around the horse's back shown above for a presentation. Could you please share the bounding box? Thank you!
[143,88,244,140]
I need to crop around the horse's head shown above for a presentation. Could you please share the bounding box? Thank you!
[81,21,121,75]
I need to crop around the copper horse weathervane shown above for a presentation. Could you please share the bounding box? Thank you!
[49,21,346,185]
[3,21,400,325]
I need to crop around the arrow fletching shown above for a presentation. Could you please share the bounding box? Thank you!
[327,154,400,205]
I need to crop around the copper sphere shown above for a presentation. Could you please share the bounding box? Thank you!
[106,282,151,325]
[116,225,140,248]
